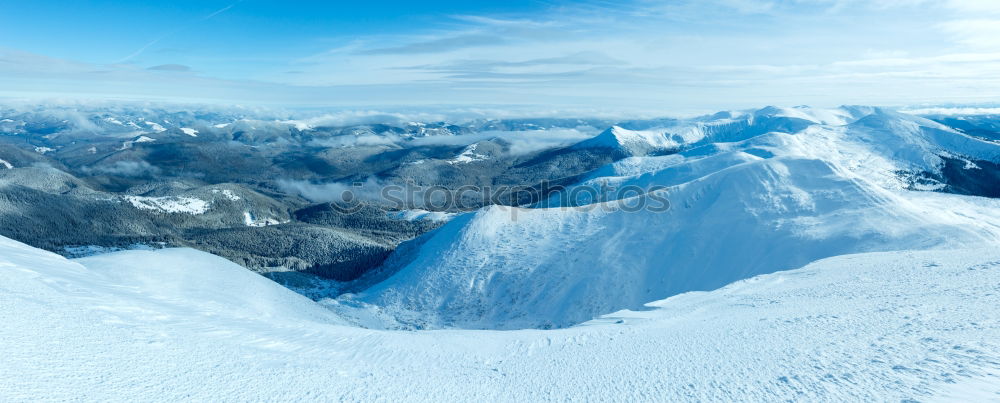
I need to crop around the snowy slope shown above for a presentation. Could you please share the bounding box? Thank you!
[569,106,848,157]
[74,249,340,322]
[346,106,1000,329]
[573,125,681,155]
[3,234,1000,401]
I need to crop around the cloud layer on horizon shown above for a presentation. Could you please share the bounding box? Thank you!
[1,0,998,113]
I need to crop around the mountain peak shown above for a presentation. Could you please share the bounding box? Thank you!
[573,125,677,156]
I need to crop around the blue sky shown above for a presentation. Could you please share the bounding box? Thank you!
[1,0,998,114]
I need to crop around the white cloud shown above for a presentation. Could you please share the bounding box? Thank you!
[943,0,1000,14]
[901,106,1000,115]
[277,178,391,203]
[83,160,161,177]
[2,0,999,112]
[939,19,1000,49]
[409,128,597,155]
[307,134,398,148]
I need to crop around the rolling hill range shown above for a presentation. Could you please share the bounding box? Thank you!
[331,106,1000,329]
[1,103,998,293]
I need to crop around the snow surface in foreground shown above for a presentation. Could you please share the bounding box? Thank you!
[2,235,1000,401]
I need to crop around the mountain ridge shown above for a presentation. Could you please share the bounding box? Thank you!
[334,106,1000,329]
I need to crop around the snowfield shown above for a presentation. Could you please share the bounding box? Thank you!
[390,209,457,222]
[447,143,490,164]
[243,211,287,227]
[144,121,167,133]
[122,195,210,214]
[211,188,241,201]
[1,236,1000,401]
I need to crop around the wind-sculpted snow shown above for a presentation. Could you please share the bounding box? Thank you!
[74,248,343,323]
[3,235,1000,400]
[345,106,1000,330]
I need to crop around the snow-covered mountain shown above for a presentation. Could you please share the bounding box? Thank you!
[3,230,1000,400]
[4,104,1000,400]
[572,125,680,155]
[339,106,1000,330]
[569,106,832,157]
[0,103,616,280]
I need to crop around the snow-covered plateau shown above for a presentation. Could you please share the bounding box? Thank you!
[2,237,1000,401]
[3,105,1000,401]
